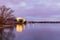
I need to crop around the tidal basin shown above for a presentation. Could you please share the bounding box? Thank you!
[0,23,60,40]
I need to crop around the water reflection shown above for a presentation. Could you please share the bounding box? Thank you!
[1,24,60,40]
[0,26,15,40]
[16,24,25,32]
[15,24,60,40]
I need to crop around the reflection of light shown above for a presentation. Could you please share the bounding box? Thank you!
[16,24,25,32]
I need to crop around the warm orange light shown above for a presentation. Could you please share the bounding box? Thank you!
[16,17,22,22]
[16,17,26,23]
[16,24,25,32]
[23,18,26,22]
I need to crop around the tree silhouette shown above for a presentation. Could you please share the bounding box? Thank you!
[0,5,15,24]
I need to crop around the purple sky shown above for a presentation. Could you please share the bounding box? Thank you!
[0,0,60,21]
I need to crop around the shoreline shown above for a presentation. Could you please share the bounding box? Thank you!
[28,21,60,23]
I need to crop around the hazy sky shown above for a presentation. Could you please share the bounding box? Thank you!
[0,0,60,21]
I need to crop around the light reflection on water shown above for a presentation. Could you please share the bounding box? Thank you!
[0,23,60,40]
[15,23,60,40]
[16,24,25,32]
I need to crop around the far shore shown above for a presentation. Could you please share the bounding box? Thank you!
[27,21,60,23]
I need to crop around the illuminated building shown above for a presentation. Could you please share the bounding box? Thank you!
[16,17,26,23]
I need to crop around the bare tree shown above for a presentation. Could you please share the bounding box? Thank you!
[0,5,15,24]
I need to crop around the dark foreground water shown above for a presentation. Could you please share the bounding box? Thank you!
[0,23,60,40]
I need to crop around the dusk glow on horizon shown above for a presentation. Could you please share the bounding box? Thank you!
[0,0,60,21]
[1,1,60,40]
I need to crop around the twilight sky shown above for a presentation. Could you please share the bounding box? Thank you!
[0,0,60,21]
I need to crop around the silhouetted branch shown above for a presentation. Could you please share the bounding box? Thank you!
[0,5,15,25]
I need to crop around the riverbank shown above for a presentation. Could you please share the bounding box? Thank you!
[28,21,60,23]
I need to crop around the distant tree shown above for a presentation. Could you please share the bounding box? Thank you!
[0,5,15,24]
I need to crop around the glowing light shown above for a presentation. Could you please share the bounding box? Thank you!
[16,17,26,23]
[22,18,26,22]
[17,17,22,22]
[16,24,25,32]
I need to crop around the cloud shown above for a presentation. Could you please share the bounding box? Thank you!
[25,15,60,21]
[5,1,33,10]
[0,0,60,21]
[1,0,60,10]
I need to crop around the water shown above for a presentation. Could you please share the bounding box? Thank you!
[1,23,60,40]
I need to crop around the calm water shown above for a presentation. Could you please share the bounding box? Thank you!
[1,23,60,40]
